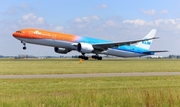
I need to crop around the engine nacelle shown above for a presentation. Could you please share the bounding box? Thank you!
[77,43,94,53]
[54,47,71,54]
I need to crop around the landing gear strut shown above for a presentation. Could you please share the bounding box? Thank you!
[21,41,26,50]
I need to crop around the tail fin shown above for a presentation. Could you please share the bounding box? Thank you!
[136,29,157,50]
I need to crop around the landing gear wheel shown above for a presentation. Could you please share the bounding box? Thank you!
[21,41,27,50]
[84,57,89,60]
[92,55,102,60]
[97,56,102,60]
[78,54,89,60]
[23,47,26,50]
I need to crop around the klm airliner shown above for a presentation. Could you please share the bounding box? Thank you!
[12,29,167,60]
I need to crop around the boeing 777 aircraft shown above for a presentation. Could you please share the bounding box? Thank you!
[12,28,167,60]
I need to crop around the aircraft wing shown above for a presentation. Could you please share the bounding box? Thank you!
[92,37,159,51]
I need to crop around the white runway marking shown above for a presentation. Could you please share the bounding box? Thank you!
[0,72,180,79]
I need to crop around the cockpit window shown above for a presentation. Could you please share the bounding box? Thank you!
[16,31,21,33]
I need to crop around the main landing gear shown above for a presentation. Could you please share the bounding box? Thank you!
[78,53,89,60]
[92,55,102,60]
[21,41,27,50]
[78,53,102,60]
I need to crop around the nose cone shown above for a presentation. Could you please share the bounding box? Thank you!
[12,32,17,38]
[12,31,23,38]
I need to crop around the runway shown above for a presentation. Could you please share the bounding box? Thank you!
[0,72,180,79]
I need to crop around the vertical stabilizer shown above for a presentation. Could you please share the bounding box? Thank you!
[136,29,157,50]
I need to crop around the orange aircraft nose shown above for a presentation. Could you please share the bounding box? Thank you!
[12,31,23,38]
[12,32,17,37]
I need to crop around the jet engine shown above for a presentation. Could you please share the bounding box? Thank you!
[54,47,71,54]
[77,43,94,53]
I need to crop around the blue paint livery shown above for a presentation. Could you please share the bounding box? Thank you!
[77,36,111,44]
[78,36,154,55]
[112,45,154,55]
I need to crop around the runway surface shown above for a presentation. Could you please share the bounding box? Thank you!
[0,72,180,79]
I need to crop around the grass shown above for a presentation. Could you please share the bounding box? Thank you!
[1,58,180,106]
[0,58,180,74]
[0,76,180,106]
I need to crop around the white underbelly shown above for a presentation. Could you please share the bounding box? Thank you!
[16,38,77,50]
[102,48,144,57]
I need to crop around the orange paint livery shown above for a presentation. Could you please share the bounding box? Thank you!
[13,28,78,42]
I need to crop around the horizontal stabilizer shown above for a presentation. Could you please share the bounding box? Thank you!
[143,50,168,55]
[150,50,169,53]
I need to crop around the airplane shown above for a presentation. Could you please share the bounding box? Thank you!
[12,28,167,60]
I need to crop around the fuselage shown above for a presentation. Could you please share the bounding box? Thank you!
[12,28,154,57]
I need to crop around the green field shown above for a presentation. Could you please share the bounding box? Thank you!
[1,76,180,107]
[1,58,180,106]
[0,58,180,75]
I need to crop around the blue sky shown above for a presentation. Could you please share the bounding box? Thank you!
[1,0,180,56]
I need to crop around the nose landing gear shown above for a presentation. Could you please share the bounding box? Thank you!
[21,41,27,50]
[23,46,26,50]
